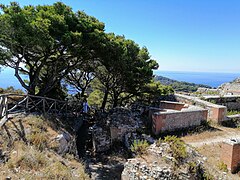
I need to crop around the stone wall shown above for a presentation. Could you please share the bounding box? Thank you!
[219,78,240,95]
[152,109,208,135]
[175,94,227,123]
[159,101,185,111]
[221,139,240,173]
[122,142,207,179]
[203,95,240,111]
[92,127,111,153]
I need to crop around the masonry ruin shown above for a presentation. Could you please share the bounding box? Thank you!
[151,101,208,135]
[221,139,240,173]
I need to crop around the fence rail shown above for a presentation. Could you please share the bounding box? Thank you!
[0,94,80,127]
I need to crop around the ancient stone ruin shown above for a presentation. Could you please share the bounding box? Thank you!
[122,141,206,179]
[221,138,240,173]
[151,101,208,135]
[92,107,143,153]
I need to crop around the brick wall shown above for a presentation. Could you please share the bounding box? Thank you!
[159,101,185,111]
[221,140,240,173]
[152,109,208,135]
[175,94,227,123]
[203,95,240,111]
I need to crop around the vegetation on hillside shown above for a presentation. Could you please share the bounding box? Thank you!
[0,86,24,94]
[0,115,89,179]
[0,2,172,109]
[155,75,211,92]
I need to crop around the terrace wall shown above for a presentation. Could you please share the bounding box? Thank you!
[175,94,227,123]
[152,109,208,135]
[203,95,240,111]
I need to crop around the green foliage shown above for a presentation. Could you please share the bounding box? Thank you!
[93,33,159,109]
[188,161,197,173]
[140,80,174,105]
[0,86,24,94]
[217,161,228,172]
[88,89,104,109]
[163,136,187,163]
[0,2,159,109]
[227,110,240,116]
[203,171,214,180]
[130,140,149,155]
[0,2,104,97]
[155,75,211,92]
[209,100,217,104]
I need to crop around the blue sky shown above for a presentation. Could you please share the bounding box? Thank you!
[1,0,240,73]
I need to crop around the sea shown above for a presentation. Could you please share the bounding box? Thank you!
[154,70,240,88]
[0,67,240,90]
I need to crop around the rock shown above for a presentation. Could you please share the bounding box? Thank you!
[92,126,111,153]
[55,131,71,155]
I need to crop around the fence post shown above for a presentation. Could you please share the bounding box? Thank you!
[43,98,46,114]
[0,96,3,118]
[25,95,29,113]
[4,96,8,120]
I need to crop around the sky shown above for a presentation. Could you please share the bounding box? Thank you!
[1,0,240,73]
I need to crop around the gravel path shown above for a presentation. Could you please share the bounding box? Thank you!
[185,127,240,147]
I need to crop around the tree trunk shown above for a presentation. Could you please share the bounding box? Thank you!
[113,98,118,108]
[112,90,119,108]
[101,89,109,110]
[80,88,86,97]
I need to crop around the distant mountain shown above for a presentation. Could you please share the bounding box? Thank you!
[154,75,211,92]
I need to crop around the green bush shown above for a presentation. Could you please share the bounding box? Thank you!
[188,161,197,173]
[163,136,187,163]
[130,140,149,155]
[203,171,214,180]
[217,161,228,172]
[227,110,240,116]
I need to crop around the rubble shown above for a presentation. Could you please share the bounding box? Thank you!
[121,158,177,180]
[124,132,155,150]
[92,126,111,153]
[91,107,144,152]
[121,141,207,180]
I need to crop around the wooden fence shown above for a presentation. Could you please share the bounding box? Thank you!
[0,94,79,127]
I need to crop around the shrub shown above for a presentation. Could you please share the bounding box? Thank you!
[217,161,228,172]
[27,132,48,151]
[7,145,48,171]
[44,162,72,179]
[227,110,240,116]
[203,171,214,180]
[188,161,197,173]
[130,139,149,155]
[163,136,187,163]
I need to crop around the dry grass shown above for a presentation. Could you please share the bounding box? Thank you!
[181,130,224,143]
[181,123,240,143]
[0,114,90,180]
[197,143,240,180]
[6,142,48,171]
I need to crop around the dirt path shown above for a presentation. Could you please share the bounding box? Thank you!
[182,126,240,147]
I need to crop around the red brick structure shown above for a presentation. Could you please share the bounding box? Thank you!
[221,139,240,173]
[151,101,208,135]
[175,94,227,123]
[159,101,185,111]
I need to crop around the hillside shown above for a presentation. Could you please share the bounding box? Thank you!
[0,114,89,179]
[155,75,211,92]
